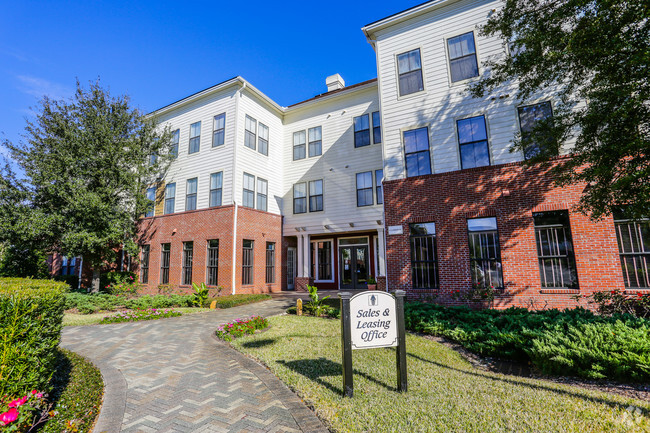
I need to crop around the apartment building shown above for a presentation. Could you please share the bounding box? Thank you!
[134,0,645,307]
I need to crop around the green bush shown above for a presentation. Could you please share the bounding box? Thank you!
[99,271,137,292]
[0,278,68,397]
[203,294,271,309]
[404,302,650,382]
[63,292,195,313]
[53,274,79,291]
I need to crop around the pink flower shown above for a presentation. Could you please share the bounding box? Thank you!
[8,396,27,408]
[0,408,19,425]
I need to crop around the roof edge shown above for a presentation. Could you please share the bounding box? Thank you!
[286,78,378,110]
[362,0,456,39]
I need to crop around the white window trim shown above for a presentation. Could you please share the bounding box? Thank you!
[394,45,427,101]
[399,124,435,177]
[443,27,482,88]
[452,111,493,170]
[311,238,335,283]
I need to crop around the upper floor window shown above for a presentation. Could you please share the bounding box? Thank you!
[258,123,269,156]
[458,115,490,169]
[244,115,257,150]
[356,171,373,207]
[410,222,438,289]
[164,183,175,215]
[213,113,225,147]
[404,127,431,177]
[170,129,179,158]
[185,178,197,211]
[243,173,255,208]
[209,172,223,207]
[189,122,201,154]
[145,187,155,217]
[372,111,382,144]
[293,182,307,214]
[257,177,268,211]
[447,32,479,83]
[293,130,306,160]
[308,126,322,157]
[397,49,424,96]
[468,217,503,289]
[309,180,323,212]
[354,114,370,148]
[375,169,383,205]
[614,211,650,289]
[517,102,555,159]
[533,210,579,289]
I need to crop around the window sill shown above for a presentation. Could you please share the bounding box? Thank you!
[539,288,580,294]
[624,289,650,294]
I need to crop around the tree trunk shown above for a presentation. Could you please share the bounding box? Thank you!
[91,269,100,293]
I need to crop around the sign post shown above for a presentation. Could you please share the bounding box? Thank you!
[339,289,407,397]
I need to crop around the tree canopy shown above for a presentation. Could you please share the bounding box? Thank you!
[471,0,649,220]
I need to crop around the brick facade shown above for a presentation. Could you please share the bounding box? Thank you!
[383,160,626,309]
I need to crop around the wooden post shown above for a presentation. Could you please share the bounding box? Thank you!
[394,290,408,392]
[339,292,353,397]
[297,298,303,316]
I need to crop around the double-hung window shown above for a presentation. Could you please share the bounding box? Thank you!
[160,243,170,284]
[182,241,193,285]
[164,183,176,215]
[397,49,424,96]
[244,115,257,150]
[213,113,225,147]
[614,212,650,289]
[354,114,370,148]
[293,182,307,214]
[313,241,332,281]
[258,123,269,155]
[257,178,268,211]
[266,242,275,284]
[242,240,254,285]
[410,223,438,289]
[60,256,75,276]
[457,115,490,169]
[140,245,150,284]
[185,178,197,211]
[243,173,255,208]
[517,102,555,159]
[372,111,381,144]
[375,169,383,204]
[404,127,431,177]
[356,172,373,207]
[189,122,201,154]
[209,172,222,207]
[309,180,323,212]
[293,131,306,160]
[206,240,219,286]
[447,32,479,83]
[170,129,179,158]
[533,211,579,289]
[308,126,322,157]
[145,187,156,217]
[468,217,503,289]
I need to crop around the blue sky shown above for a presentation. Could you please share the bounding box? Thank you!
[0,0,423,159]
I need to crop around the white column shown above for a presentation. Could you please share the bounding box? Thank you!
[377,228,386,277]
[297,235,304,278]
[302,233,310,278]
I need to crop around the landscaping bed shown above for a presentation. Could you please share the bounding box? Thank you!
[232,315,650,433]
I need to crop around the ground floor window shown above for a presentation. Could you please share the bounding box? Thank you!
[311,240,333,281]
[60,256,76,276]
[160,243,171,284]
[182,242,193,285]
[207,240,219,286]
[266,242,275,284]
[140,246,150,284]
[614,214,650,289]
[467,217,503,289]
[410,223,438,289]
[533,210,578,289]
[242,240,254,285]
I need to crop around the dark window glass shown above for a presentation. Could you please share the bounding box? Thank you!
[354,114,370,148]
[207,239,219,286]
[60,256,76,276]
[315,241,332,280]
[309,180,323,212]
[404,127,431,177]
[182,242,193,285]
[375,169,383,205]
[293,131,306,160]
[372,111,381,144]
[243,173,255,208]
[293,182,307,214]
[257,178,268,212]
[170,129,179,158]
[397,49,424,96]
[447,32,479,82]
[308,126,322,157]
[614,215,650,289]
[140,245,150,284]
[160,243,171,284]
[242,240,254,285]
[258,123,269,156]
[245,115,256,150]
[410,223,438,289]
[517,102,555,158]
[213,113,225,147]
[458,115,490,169]
[468,217,503,289]
[164,183,175,215]
[210,172,222,207]
[533,210,579,289]
[185,178,197,211]
[266,242,275,284]
[189,122,201,154]
[356,172,373,207]
[145,187,155,217]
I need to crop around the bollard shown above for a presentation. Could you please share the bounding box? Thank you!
[297,298,303,316]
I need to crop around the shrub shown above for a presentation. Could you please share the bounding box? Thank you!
[574,289,650,318]
[215,316,269,342]
[52,274,79,291]
[100,308,182,324]
[99,271,137,293]
[63,293,195,314]
[191,282,209,307]
[0,389,49,431]
[203,294,271,309]
[0,278,68,397]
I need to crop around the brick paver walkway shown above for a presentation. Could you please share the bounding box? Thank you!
[61,299,328,433]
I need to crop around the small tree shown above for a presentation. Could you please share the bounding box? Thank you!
[5,80,173,291]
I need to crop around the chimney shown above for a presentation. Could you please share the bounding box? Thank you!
[326,74,345,92]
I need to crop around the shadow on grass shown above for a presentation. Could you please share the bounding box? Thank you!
[278,358,396,395]
[240,338,276,348]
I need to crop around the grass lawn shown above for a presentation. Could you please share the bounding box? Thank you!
[232,315,650,433]
[63,307,211,326]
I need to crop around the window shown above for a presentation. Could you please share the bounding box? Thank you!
[60,256,76,276]
[372,111,381,144]
[404,127,431,177]
[356,172,373,207]
[447,32,479,83]
[257,177,268,211]
[468,217,503,289]
[457,115,490,169]
[243,173,255,208]
[258,123,269,155]
[293,131,306,160]
[145,187,155,217]
[533,210,579,289]
[185,178,197,211]
[308,126,322,157]
[244,115,256,150]
[160,243,170,284]
[293,182,307,214]
[266,242,275,284]
[149,152,158,166]
[397,48,424,96]
[354,114,370,148]
[170,129,179,158]
[182,241,193,285]
[410,223,438,289]
[242,240,254,285]
[614,212,650,289]
[312,240,332,281]
[517,102,554,158]
[207,240,219,286]
[140,245,150,284]
[189,121,201,154]
[213,113,225,147]
[375,169,383,205]
[164,183,176,214]
[308,180,323,212]
[209,172,223,207]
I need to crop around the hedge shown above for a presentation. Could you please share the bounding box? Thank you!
[0,278,68,397]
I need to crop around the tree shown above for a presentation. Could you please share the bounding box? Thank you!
[5,80,173,291]
[471,0,649,220]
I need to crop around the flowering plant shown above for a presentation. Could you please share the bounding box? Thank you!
[100,308,181,324]
[215,316,269,342]
[0,390,50,432]
[451,284,497,302]
[572,289,650,318]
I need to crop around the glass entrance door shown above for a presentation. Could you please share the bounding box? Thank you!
[339,245,369,290]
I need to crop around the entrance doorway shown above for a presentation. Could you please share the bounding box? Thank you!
[287,247,296,290]
[339,244,369,290]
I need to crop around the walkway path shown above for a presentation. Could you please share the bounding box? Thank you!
[61,299,328,433]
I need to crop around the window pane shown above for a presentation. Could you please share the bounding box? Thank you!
[171,129,179,157]
[399,70,424,95]
[468,217,497,231]
[186,178,197,194]
[210,172,222,189]
[533,211,578,289]
[450,56,479,82]
[294,183,306,198]
[375,169,383,204]
[190,122,201,137]
[243,173,255,190]
[354,115,369,131]
[458,116,487,144]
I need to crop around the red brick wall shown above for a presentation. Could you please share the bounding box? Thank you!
[383,160,625,309]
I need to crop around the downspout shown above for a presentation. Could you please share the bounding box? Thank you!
[231,80,246,295]
[231,201,238,295]
[77,256,83,291]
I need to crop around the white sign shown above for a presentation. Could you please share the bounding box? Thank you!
[387,225,403,235]
[349,291,397,349]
